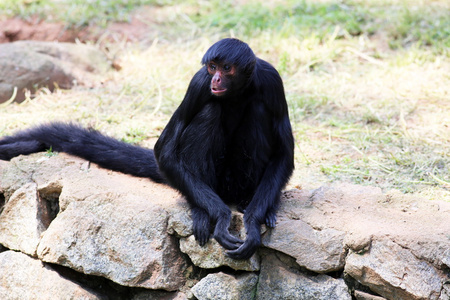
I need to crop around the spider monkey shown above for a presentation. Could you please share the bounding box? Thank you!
[0,38,294,259]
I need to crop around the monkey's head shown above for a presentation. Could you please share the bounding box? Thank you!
[201,38,256,98]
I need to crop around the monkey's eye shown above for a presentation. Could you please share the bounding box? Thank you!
[209,63,217,71]
[223,64,231,72]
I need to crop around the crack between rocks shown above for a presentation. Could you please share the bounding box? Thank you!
[391,239,427,265]
[0,191,5,214]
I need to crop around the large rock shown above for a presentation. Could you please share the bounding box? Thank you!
[174,211,260,272]
[0,182,48,256]
[0,153,186,291]
[277,186,450,300]
[345,239,443,300]
[0,251,101,299]
[262,219,345,273]
[0,41,110,103]
[179,235,260,271]
[37,194,186,290]
[256,251,351,299]
[169,205,261,271]
[132,290,188,300]
[192,272,258,300]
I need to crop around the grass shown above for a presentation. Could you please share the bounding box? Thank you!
[0,0,449,200]
[0,0,166,27]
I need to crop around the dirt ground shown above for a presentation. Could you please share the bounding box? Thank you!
[0,7,158,44]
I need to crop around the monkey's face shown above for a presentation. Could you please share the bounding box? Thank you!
[207,61,235,97]
[207,61,247,98]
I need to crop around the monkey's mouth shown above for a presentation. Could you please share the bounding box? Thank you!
[211,87,227,96]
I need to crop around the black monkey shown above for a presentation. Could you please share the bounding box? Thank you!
[0,38,294,259]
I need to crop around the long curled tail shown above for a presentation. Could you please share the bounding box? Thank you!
[0,123,166,183]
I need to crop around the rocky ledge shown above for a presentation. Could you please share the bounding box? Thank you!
[0,153,449,299]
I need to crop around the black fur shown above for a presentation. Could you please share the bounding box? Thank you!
[0,123,165,183]
[0,38,294,259]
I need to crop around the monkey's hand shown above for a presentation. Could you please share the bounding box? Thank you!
[192,208,211,246]
[226,235,260,260]
[212,216,244,250]
[225,220,260,259]
[264,209,277,228]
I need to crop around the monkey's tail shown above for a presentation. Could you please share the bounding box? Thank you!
[0,123,166,183]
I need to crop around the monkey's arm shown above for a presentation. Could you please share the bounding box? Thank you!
[227,63,295,259]
[227,115,294,259]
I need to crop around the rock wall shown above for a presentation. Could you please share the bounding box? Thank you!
[0,153,449,299]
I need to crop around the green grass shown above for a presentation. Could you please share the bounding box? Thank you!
[188,0,449,56]
[0,0,165,27]
[0,0,449,200]
[191,1,375,37]
[45,146,58,158]
[121,127,151,144]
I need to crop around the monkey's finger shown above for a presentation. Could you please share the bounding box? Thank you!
[194,230,211,246]
[226,237,260,260]
[214,231,244,250]
[265,211,277,228]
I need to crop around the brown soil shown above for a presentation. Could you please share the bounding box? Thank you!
[0,18,86,43]
[0,8,156,44]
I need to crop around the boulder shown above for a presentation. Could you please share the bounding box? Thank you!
[0,251,101,299]
[256,251,351,299]
[277,186,450,299]
[354,290,387,300]
[179,234,260,271]
[262,218,346,273]
[1,153,186,291]
[132,290,188,300]
[37,194,186,290]
[173,210,261,271]
[0,182,48,256]
[346,239,443,300]
[192,272,258,300]
[0,41,110,103]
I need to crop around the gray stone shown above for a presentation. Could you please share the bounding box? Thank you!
[179,235,260,271]
[167,201,194,237]
[173,210,260,271]
[262,219,346,273]
[345,239,443,300]
[440,283,450,300]
[1,153,186,291]
[0,182,47,256]
[37,192,186,291]
[132,290,188,300]
[192,272,258,300]
[256,251,351,300]
[0,251,101,299]
[354,290,387,300]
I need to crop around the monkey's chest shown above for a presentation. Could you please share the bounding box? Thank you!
[215,128,271,203]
